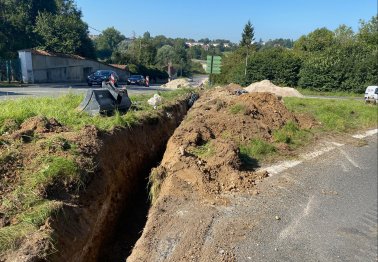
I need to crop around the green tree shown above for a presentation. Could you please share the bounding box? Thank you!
[0,0,57,57]
[334,24,355,45]
[94,27,125,61]
[294,28,334,52]
[156,45,176,67]
[240,20,255,47]
[357,16,378,48]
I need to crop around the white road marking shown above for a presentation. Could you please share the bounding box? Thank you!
[264,129,376,176]
[338,148,360,168]
[352,129,378,139]
[279,195,315,240]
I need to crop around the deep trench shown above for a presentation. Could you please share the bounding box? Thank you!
[91,100,193,261]
[97,155,161,261]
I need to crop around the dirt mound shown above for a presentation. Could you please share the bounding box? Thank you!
[162,78,191,88]
[245,79,303,97]
[10,116,66,141]
[149,88,305,202]
[128,87,313,261]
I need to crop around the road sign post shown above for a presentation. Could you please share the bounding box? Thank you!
[206,55,222,86]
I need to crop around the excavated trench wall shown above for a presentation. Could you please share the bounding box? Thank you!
[49,97,192,262]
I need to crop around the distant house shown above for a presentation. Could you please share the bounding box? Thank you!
[18,49,130,83]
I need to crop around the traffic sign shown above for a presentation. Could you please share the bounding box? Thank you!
[206,55,222,75]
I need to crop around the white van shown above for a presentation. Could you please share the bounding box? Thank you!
[364,85,378,104]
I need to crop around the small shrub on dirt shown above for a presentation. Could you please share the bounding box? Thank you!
[215,99,226,111]
[229,104,248,114]
[189,141,215,158]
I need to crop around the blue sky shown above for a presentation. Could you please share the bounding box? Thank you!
[76,0,377,42]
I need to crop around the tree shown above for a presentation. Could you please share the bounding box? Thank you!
[33,0,95,58]
[240,20,255,47]
[240,20,255,77]
[293,28,334,52]
[357,16,378,48]
[0,0,57,57]
[334,24,355,45]
[94,27,126,61]
[156,45,176,67]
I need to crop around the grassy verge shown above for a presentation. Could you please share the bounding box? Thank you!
[296,87,362,98]
[284,97,377,132]
[0,89,194,134]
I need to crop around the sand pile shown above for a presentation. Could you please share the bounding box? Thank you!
[245,80,303,97]
[162,78,191,88]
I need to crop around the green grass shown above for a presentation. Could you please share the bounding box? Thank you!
[273,121,313,149]
[0,222,35,253]
[229,103,248,114]
[239,139,276,163]
[296,87,362,97]
[148,167,166,204]
[0,89,194,134]
[189,141,215,158]
[284,97,378,133]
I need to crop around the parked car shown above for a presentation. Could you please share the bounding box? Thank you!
[364,85,378,104]
[127,75,145,86]
[87,70,119,86]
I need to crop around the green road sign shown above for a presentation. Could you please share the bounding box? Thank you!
[206,55,222,74]
[206,66,221,74]
[207,56,222,63]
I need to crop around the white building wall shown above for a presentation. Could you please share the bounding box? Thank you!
[18,50,129,83]
[18,51,34,83]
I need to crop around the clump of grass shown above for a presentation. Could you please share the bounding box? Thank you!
[189,141,215,158]
[229,103,248,114]
[148,167,167,204]
[0,222,35,253]
[39,136,71,152]
[273,121,313,149]
[239,139,276,162]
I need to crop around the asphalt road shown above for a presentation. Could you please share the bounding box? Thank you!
[0,75,209,101]
[223,133,378,261]
[0,83,170,101]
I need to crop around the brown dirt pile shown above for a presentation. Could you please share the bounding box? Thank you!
[157,89,302,197]
[162,78,191,88]
[128,87,315,261]
[245,79,303,97]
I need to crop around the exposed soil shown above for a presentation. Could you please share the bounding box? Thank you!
[245,79,303,97]
[127,87,315,261]
[0,96,193,261]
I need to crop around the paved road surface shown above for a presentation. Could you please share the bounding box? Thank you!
[0,75,208,101]
[0,83,170,101]
[223,134,377,261]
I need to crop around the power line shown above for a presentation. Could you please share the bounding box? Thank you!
[88,25,102,33]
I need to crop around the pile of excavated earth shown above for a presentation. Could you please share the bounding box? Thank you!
[162,78,208,89]
[244,80,303,97]
[0,85,314,261]
[127,84,314,261]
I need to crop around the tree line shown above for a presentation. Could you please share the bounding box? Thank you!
[215,16,378,93]
[0,0,236,78]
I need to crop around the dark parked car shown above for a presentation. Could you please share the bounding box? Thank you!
[127,75,145,86]
[87,70,119,86]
